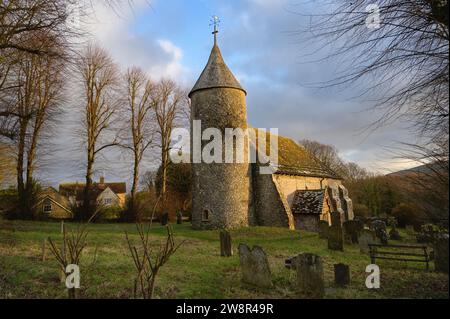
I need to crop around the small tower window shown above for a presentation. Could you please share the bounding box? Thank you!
[202,209,211,222]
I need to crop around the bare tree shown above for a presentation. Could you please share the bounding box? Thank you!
[390,137,449,220]
[121,67,155,221]
[152,79,187,213]
[76,44,120,220]
[0,0,141,128]
[299,139,345,175]
[140,170,157,192]
[300,0,448,146]
[0,0,75,56]
[0,0,138,55]
[2,33,65,218]
[125,224,183,299]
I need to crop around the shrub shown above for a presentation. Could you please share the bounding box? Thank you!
[390,203,422,228]
[416,223,446,244]
[353,203,371,219]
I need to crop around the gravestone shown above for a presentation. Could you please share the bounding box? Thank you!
[318,221,329,239]
[358,229,379,254]
[343,220,363,244]
[389,226,402,240]
[334,263,350,286]
[330,211,342,226]
[328,224,344,251]
[161,212,169,226]
[238,244,272,288]
[434,233,449,273]
[220,230,233,257]
[293,253,324,298]
[370,220,388,245]
[176,211,183,225]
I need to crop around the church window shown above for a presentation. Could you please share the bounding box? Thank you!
[202,209,211,221]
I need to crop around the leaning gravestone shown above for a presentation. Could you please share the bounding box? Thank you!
[334,263,350,286]
[370,220,388,245]
[161,212,169,226]
[220,230,233,257]
[434,233,449,273]
[328,224,344,251]
[318,221,329,239]
[293,253,325,298]
[238,244,273,288]
[343,220,364,244]
[358,229,379,254]
[176,211,183,225]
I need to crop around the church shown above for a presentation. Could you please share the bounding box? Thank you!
[189,27,353,232]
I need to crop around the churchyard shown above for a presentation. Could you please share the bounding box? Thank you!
[0,218,448,299]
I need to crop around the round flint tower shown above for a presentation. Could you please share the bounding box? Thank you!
[189,29,254,230]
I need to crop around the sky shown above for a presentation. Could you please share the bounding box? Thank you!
[40,0,422,188]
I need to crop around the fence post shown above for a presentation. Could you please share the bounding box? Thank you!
[41,239,47,261]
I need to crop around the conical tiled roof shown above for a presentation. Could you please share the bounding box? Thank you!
[189,44,246,97]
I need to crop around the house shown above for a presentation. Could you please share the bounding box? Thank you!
[35,187,73,219]
[59,177,126,208]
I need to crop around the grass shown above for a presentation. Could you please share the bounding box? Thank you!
[0,219,448,299]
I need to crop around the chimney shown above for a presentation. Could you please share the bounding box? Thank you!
[100,176,105,184]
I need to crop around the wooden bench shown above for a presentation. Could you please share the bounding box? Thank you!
[368,243,432,270]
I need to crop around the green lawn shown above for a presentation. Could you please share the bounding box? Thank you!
[0,219,448,299]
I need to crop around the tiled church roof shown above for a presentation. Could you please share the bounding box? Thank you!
[291,190,325,215]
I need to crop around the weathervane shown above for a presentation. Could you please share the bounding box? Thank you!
[210,15,220,45]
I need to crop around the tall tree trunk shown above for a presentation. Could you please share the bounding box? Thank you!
[130,152,140,222]
[16,119,27,218]
[83,149,94,221]
[161,142,168,214]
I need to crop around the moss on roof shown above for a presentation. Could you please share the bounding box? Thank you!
[252,129,340,179]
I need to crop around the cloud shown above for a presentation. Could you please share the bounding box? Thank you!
[37,0,421,188]
[212,0,418,173]
[82,1,190,82]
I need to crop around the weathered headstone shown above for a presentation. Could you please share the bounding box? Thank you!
[293,253,325,298]
[318,221,329,239]
[328,224,344,251]
[358,229,379,254]
[434,233,449,273]
[238,244,272,288]
[161,212,169,226]
[370,220,388,245]
[220,230,233,257]
[389,226,402,240]
[176,211,183,225]
[334,263,350,286]
[343,220,363,244]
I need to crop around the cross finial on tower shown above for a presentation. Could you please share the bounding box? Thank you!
[210,15,220,45]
